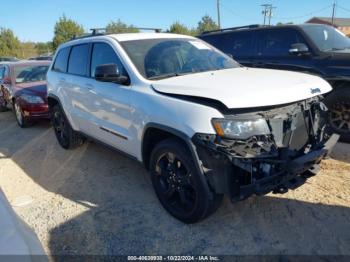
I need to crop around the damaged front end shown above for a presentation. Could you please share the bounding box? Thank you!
[193,96,339,202]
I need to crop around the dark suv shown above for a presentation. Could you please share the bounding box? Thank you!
[199,24,350,142]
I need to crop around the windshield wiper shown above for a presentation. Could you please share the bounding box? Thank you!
[148,72,191,80]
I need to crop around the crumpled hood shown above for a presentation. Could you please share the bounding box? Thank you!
[152,67,333,109]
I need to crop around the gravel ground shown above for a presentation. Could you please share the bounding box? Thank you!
[0,111,349,257]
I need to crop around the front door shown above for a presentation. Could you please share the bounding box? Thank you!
[79,42,134,155]
[254,28,316,74]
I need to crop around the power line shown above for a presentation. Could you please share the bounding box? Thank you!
[337,4,350,13]
[220,1,333,24]
[220,2,256,22]
[274,4,332,20]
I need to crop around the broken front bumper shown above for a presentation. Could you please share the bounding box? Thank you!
[238,133,339,200]
[192,133,339,202]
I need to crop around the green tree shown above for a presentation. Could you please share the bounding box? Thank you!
[197,15,219,34]
[276,22,293,25]
[52,15,84,50]
[36,42,53,55]
[106,19,139,34]
[0,28,21,57]
[168,22,198,36]
[20,42,38,58]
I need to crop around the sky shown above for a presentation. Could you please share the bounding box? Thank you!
[1,0,350,42]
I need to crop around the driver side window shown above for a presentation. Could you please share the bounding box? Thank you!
[90,43,127,79]
[257,29,308,56]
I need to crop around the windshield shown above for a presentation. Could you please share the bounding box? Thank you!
[121,38,239,80]
[301,24,350,51]
[15,65,49,84]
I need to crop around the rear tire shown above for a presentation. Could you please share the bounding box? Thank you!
[149,138,223,223]
[325,89,350,143]
[51,104,85,149]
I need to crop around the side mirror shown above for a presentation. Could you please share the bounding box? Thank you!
[95,64,129,85]
[289,43,310,56]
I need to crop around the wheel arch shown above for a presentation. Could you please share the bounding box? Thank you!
[47,94,79,131]
[47,94,60,109]
[141,122,213,198]
[141,123,192,170]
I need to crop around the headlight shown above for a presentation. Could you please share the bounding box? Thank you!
[21,94,44,104]
[212,118,270,139]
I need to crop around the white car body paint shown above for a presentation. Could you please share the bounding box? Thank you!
[0,189,46,258]
[47,33,333,162]
[152,67,332,109]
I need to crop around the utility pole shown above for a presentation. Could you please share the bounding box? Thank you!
[331,0,337,26]
[261,4,269,25]
[217,0,221,29]
[261,4,276,26]
[268,6,276,25]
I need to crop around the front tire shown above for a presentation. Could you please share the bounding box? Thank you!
[51,104,85,149]
[325,89,350,143]
[14,100,31,128]
[149,138,223,223]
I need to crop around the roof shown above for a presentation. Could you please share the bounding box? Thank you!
[2,60,51,68]
[65,33,195,47]
[110,32,194,42]
[306,17,350,27]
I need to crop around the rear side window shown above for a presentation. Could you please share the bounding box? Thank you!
[90,43,127,78]
[68,44,89,76]
[53,47,70,72]
[257,29,305,56]
[201,31,254,57]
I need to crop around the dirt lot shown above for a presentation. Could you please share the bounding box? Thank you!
[0,111,349,257]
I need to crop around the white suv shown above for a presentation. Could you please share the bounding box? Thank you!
[47,32,338,223]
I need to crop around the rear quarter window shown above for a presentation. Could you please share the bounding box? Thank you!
[52,47,70,73]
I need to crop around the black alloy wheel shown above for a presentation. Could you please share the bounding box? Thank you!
[150,138,223,223]
[51,104,85,149]
[154,151,197,215]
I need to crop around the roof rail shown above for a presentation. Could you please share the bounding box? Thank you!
[201,24,262,35]
[135,27,162,33]
[71,27,162,40]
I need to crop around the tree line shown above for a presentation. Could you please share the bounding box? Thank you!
[0,14,219,59]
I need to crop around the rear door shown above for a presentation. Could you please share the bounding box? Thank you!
[200,31,256,67]
[254,28,315,73]
[64,44,92,132]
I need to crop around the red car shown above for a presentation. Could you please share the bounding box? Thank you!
[0,61,50,127]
